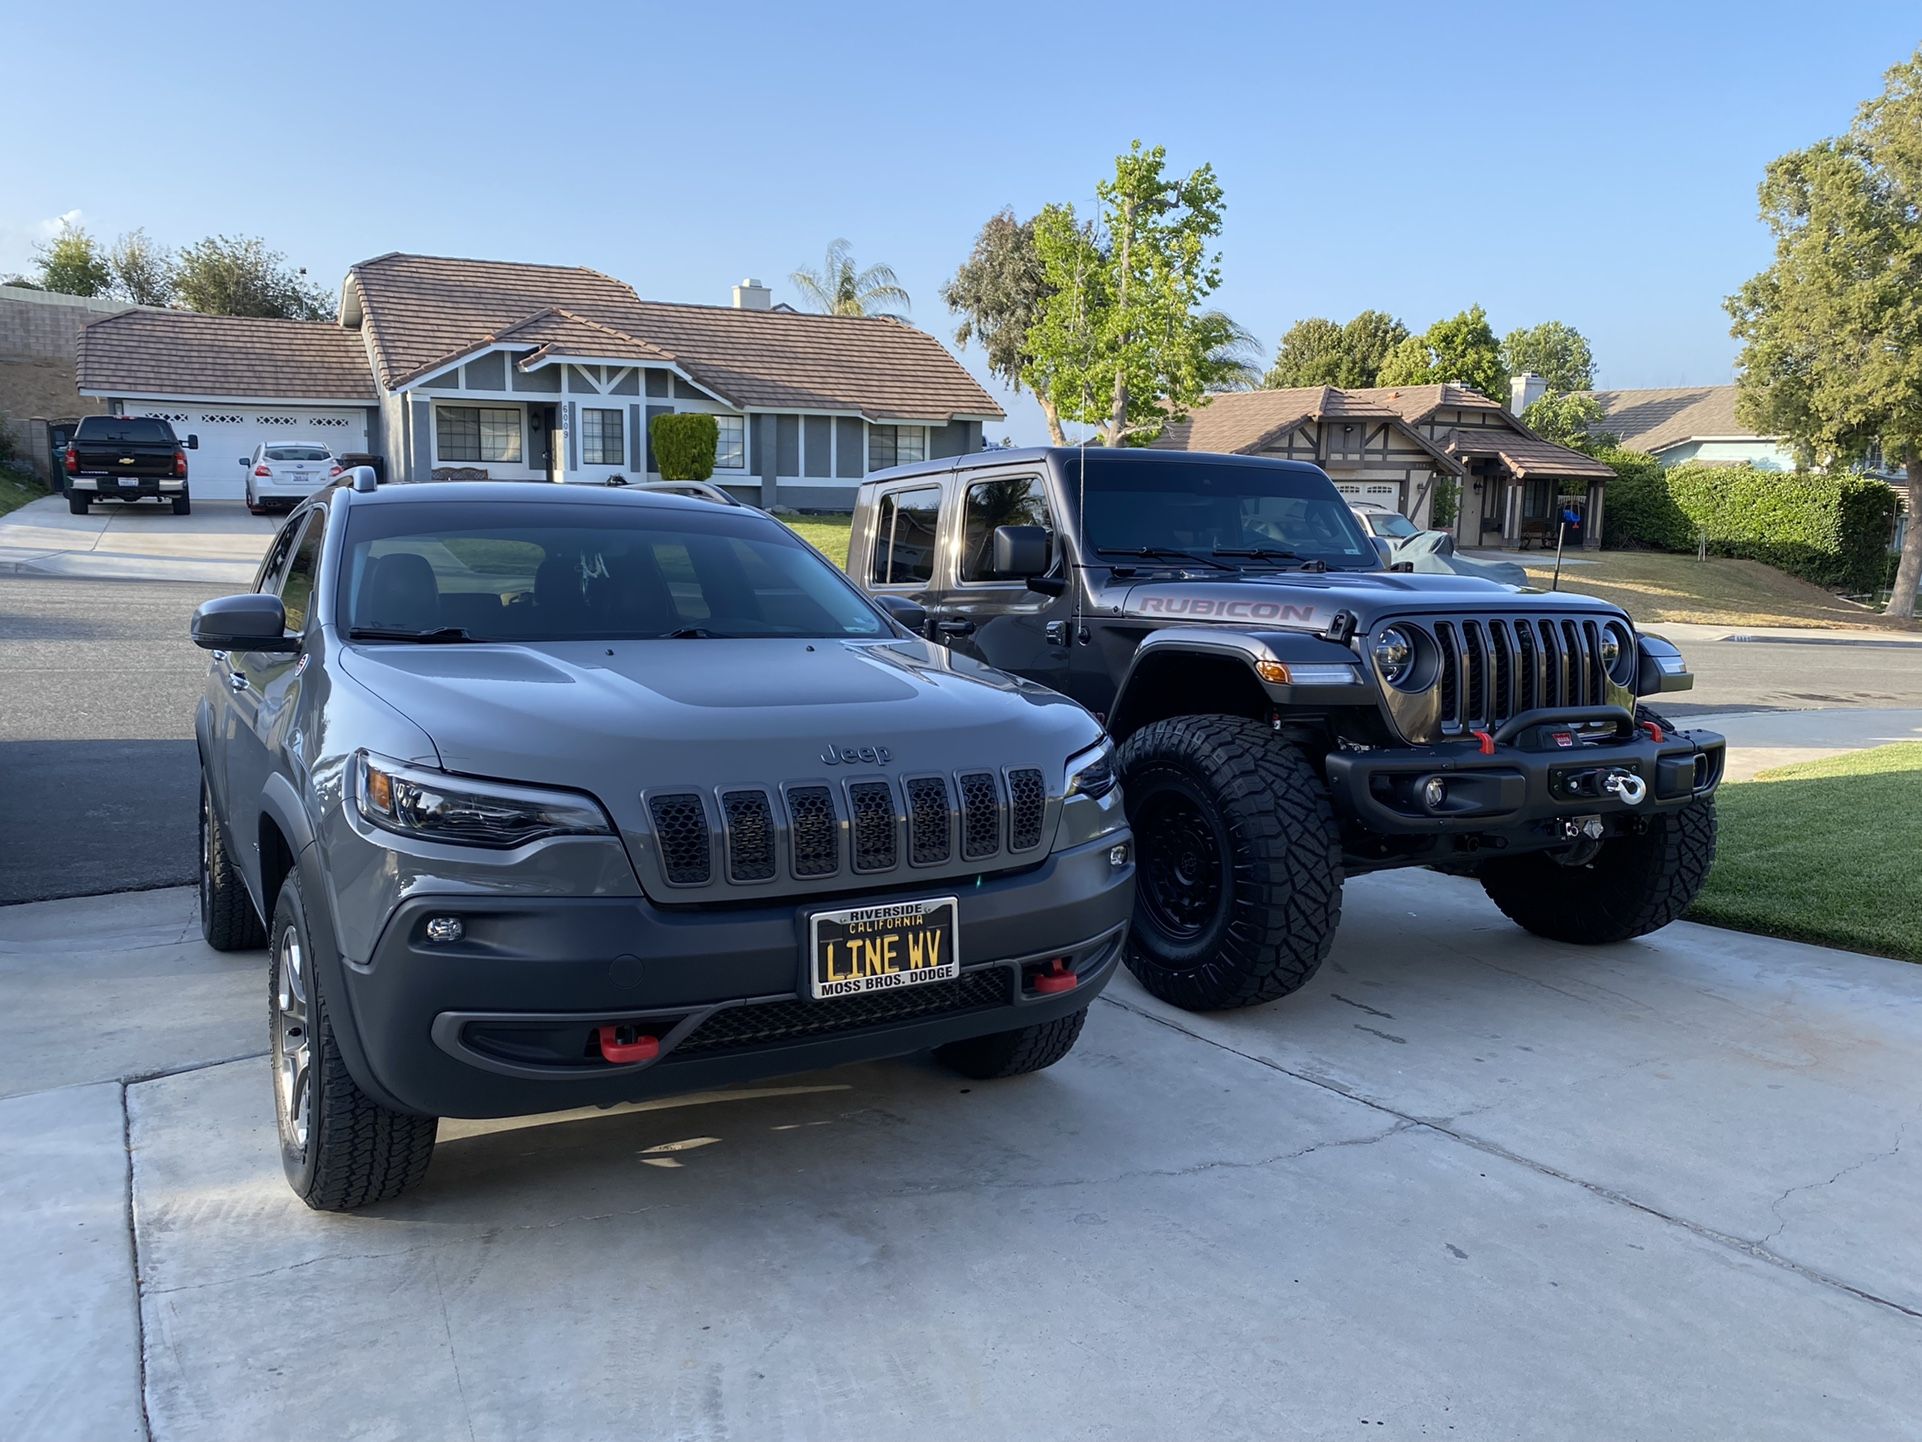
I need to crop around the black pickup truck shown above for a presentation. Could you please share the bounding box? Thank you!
[64,415,198,515]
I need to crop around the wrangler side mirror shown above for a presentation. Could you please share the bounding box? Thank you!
[992,525,1050,579]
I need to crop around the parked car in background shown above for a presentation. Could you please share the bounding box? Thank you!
[190,473,1133,1209]
[1347,502,1423,542]
[63,415,197,515]
[243,444,342,513]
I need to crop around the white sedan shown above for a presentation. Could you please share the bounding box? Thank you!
[242,444,341,513]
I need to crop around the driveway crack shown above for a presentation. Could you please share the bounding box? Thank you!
[1762,1120,1911,1248]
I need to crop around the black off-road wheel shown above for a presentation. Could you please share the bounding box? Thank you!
[199,772,266,951]
[1478,708,1717,944]
[1116,716,1344,1011]
[935,1007,1089,1080]
[271,872,437,1211]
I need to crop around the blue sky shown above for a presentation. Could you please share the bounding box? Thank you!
[3,0,1916,442]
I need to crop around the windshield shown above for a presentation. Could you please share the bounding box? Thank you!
[338,501,891,642]
[1065,454,1376,567]
[265,446,332,462]
[1367,511,1422,539]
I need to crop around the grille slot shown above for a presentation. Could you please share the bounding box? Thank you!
[785,785,838,877]
[673,969,1011,1056]
[648,793,711,885]
[1412,613,1621,738]
[1007,768,1045,852]
[847,781,897,872]
[904,776,952,865]
[721,790,776,882]
[957,771,1001,861]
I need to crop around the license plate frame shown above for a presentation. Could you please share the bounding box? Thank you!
[807,896,959,1000]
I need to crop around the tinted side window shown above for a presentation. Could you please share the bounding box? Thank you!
[959,476,1053,582]
[278,517,325,632]
[868,487,940,586]
[255,518,303,594]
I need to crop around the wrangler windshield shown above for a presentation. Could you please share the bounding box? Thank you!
[1064,454,1376,567]
[338,500,890,642]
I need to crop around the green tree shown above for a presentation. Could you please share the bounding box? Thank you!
[1502,320,1596,397]
[107,228,175,306]
[940,209,1065,441]
[1522,393,1612,453]
[1265,310,1409,388]
[1375,305,1509,401]
[1727,46,1922,616]
[649,412,718,481]
[173,235,331,319]
[790,238,910,318]
[31,221,113,296]
[1025,141,1226,444]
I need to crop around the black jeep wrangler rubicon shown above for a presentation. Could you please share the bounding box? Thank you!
[848,447,1725,1012]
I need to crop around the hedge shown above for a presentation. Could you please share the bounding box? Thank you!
[649,411,718,481]
[1599,451,1897,594]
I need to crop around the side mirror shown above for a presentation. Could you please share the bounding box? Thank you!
[186,434,199,449]
[238,456,250,466]
[992,524,1051,580]
[874,594,928,636]
[191,594,298,653]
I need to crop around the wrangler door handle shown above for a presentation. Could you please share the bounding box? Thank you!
[936,618,976,637]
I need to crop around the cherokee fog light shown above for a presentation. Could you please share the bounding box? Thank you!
[1108,842,1131,868]
[1422,777,1448,810]
[425,916,464,945]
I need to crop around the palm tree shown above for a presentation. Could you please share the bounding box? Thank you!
[790,239,911,319]
[1196,309,1264,392]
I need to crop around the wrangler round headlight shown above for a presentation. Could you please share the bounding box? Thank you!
[1600,622,1636,683]
[1372,627,1415,687]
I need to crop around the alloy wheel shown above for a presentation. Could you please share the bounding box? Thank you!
[274,925,312,1151]
[1133,777,1230,946]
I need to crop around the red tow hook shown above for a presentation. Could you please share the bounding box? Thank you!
[1471,728,1496,756]
[1640,719,1666,743]
[1031,959,1078,995]
[597,1025,660,1064]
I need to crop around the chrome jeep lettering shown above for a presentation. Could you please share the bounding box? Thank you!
[1136,597,1318,623]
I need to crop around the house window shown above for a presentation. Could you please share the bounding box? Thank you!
[715,415,746,470]
[868,424,927,472]
[581,408,624,466]
[437,405,522,464]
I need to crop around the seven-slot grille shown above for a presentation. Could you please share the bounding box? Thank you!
[1425,615,1615,734]
[644,766,1050,891]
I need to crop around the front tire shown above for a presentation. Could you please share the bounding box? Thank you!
[271,873,437,1210]
[200,772,266,951]
[1116,716,1344,1011]
[935,1007,1088,1079]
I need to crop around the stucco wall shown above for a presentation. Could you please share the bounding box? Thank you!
[1656,439,1797,471]
[0,287,123,477]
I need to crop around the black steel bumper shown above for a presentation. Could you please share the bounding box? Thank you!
[1323,707,1725,836]
[330,834,1134,1118]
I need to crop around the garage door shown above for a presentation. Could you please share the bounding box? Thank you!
[1334,480,1405,511]
[118,401,369,500]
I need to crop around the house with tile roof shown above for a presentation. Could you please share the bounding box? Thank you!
[1151,383,1615,549]
[75,254,1002,506]
[1585,385,1796,470]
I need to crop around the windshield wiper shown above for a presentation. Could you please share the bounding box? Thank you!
[1212,547,1327,573]
[661,626,734,638]
[348,626,477,643]
[1094,545,1233,572]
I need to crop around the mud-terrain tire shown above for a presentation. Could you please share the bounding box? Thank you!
[1479,707,1717,944]
[935,1007,1088,1079]
[1116,715,1344,1011]
[271,872,437,1210]
[199,772,266,951]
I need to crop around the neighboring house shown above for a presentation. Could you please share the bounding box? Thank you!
[1585,385,1797,470]
[1151,383,1614,549]
[75,254,1002,505]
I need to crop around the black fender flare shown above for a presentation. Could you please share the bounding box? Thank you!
[1108,627,1376,740]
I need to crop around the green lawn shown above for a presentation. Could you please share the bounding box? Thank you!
[1523,549,1913,632]
[782,514,854,570]
[0,467,45,522]
[1689,742,1922,962]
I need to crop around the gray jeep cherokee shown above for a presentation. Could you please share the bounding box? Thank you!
[192,476,1132,1210]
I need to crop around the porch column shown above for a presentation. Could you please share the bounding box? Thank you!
[1503,477,1523,547]
[1585,481,1606,549]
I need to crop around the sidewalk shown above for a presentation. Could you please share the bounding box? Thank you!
[0,494,275,586]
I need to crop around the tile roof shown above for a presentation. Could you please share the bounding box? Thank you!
[77,309,376,401]
[1585,386,1759,453]
[349,253,1002,421]
[1444,429,1616,480]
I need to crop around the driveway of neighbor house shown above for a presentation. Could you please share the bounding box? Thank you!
[0,493,275,586]
[3,871,1918,1441]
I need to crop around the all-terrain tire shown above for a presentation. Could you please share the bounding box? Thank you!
[200,771,266,951]
[67,492,88,515]
[1117,715,1344,1011]
[1478,707,1717,944]
[271,872,437,1210]
[935,1006,1088,1079]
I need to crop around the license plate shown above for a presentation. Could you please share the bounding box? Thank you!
[809,896,959,1000]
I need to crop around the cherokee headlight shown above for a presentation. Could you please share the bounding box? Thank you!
[355,751,613,848]
[1064,739,1118,801]
[1372,626,1416,687]
[1600,621,1636,684]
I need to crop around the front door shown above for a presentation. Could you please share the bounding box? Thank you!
[1479,467,1505,547]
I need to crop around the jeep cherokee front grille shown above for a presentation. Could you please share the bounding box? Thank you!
[721,790,776,882]
[958,771,1001,861]
[848,781,898,872]
[1008,768,1046,852]
[1411,614,1616,737]
[905,776,952,865]
[647,794,711,884]
[785,786,838,877]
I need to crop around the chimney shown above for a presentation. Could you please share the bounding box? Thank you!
[1510,371,1547,415]
[732,278,772,311]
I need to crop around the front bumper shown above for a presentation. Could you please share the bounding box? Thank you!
[1323,706,1725,836]
[332,832,1134,1118]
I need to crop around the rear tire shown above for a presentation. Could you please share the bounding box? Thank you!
[245,480,263,515]
[200,771,266,951]
[1116,716,1344,1011]
[271,872,437,1210]
[171,487,191,516]
[935,1006,1088,1079]
[67,492,88,515]
[1478,707,1717,944]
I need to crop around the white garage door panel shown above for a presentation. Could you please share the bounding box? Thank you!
[1335,481,1404,507]
[119,402,368,500]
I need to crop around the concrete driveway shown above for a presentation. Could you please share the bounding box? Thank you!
[0,494,276,586]
[4,872,1917,1441]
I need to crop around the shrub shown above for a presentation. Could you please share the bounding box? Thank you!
[1429,476,1459,530]
[1597,447,1691,550]
[649,412,717,482]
